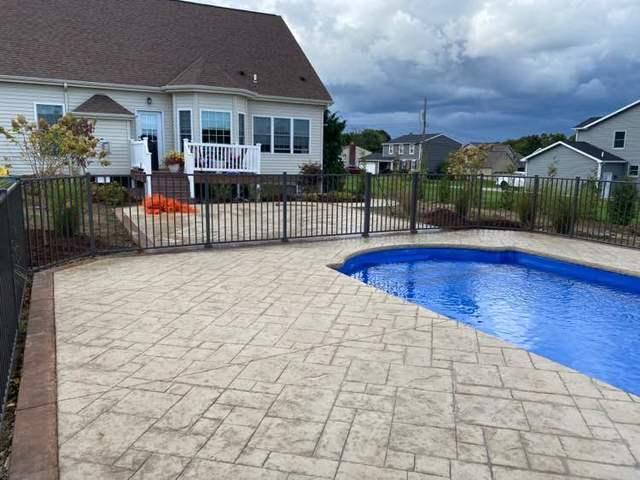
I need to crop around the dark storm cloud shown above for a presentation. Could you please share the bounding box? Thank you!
[201,0,640,141]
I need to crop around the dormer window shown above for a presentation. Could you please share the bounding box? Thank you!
[388,144,393,154]
[613,131,626,149]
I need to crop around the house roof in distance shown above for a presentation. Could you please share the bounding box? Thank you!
[573,116,602,129]
[521,140,627,164]
[387,133,442,144]
[0,0,331,102]
[73,95,133,116]
[573,98,640,130]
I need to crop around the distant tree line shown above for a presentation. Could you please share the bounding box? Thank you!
[503,132,574,157]
[342,129,390,153]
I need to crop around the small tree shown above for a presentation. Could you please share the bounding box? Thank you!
[322,110,346,191]
[608,179,638,225]
[0,114,109,177]
[447,145,488,175]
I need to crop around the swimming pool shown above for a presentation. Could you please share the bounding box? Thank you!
[338,247,640,395]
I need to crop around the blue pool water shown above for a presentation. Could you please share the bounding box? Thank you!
[339,248,640,395]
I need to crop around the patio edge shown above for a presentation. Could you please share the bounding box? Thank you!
[9,271,58,480]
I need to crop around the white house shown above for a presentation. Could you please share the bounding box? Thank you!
[0,0,332,189]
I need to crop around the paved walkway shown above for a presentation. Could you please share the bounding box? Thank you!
[54,231,640,479]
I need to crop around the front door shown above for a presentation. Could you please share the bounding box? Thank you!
[137,111,163,170]
[601,171,613,199]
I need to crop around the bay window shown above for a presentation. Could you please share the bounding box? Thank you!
[201,110,231,144]
[253,116,271,152]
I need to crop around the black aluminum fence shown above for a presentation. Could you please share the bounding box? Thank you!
[0,182,28,419]
[11,172,640,270]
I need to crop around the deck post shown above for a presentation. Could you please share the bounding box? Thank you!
[363,172,372,237]
[281,172,288,242]
[410,172,418,233]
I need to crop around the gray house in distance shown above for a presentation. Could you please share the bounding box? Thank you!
[522,99,640,183]
[360,133,460,174]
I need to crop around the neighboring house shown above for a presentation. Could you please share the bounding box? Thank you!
[465,143,522,175]
[359,152,393,175]
[341,143,372,169]
[521,99,640,184]
[375,133,461,174]
[0,0,331,184]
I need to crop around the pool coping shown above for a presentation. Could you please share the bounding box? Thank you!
[328,242,640,278]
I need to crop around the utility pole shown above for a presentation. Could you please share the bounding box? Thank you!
[420,97,427,135]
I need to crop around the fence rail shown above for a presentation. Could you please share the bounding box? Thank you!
[0,182,28,420]
[7,171,640,271]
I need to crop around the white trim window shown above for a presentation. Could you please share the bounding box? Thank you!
[388,144,393,155]
[274,117,292,153]
[201,110,231,144]
[34,103,64,126]
[253,116,272,152]
[238,112,246,145]
[629,164,639,177]
[399,144,404,154]
[613,130,626,149]
[177,109,192,151]
[293,119,310,153]
[409,144,415,154]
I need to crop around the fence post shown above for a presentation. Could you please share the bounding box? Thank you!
[85,173,96,256]
[409,172,418,233]
[530,175,540,232]
[281,172,288,242]
[477,173,484,225]
[204,176,212,248]
[363,172,372,237]
[570,176,581,237]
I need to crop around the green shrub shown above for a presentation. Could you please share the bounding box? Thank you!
[49,180,82,237]
[437,177,451,203]
[207,184,232,202]
[515,191,536,227]
[499,183,515,210]
[608,180,638,225]
[454,185,472,218]
[92,182,126,206]
[549,196,574,234]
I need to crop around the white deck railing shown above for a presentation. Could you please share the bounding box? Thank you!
[130,138,152,196]
[183,140,261,198]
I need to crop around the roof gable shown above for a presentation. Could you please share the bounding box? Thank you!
[574,99,640,130]
[521,141,627,164]
[0,0,331,102]
[388,133,442,144]
[73,94,133,116]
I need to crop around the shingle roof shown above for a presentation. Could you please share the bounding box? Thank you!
[573,116,602,129]
[564,141,626,162]
[524,141,627,163]
[73,95,133,116]
[388,133,441,144]
[0,0,331,102]
[361,152,390,161]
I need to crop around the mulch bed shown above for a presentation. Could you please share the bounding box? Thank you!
[421,208,523,230]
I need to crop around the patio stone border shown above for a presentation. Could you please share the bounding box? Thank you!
[9,271,58,480]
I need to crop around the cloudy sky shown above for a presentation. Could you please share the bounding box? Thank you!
[199,0,640,142]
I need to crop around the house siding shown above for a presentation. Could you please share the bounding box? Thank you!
[247,100,324,174]
[422,136,461,173]
[0,81,325,176]
[0,82,66,175]
[525,146,599,178]
[66,87,174,161]
[87,118,132,176]
[577,103,640,179]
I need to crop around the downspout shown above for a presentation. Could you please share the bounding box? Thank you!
[63,82,69,112]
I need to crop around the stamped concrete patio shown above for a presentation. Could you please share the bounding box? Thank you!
[54,230,640,479]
